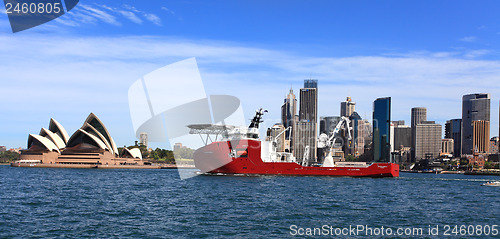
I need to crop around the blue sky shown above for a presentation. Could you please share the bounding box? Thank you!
[1,0,500,149]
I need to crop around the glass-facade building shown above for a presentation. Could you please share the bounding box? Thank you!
[373,97,391,162]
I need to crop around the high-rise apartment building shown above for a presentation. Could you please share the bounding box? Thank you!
[340,96,356,117]
[462,93,490,155]
[415,121,442,160]
[373,97,391,162]
[281,88,297,140]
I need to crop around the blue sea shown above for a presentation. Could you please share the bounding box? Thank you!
[0,165,499,238]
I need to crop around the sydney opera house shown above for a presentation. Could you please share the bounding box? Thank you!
[14,113,149,168]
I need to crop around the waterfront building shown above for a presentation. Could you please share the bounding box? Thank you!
[0,146,6,152]
[441,138,454,156]
[281,88,297,140]
[462,93,490,155]
[415,121,442,160]
[19,113,144,166]
[140,132,148,148]
[411,107,427,161]
[373,97,391,162]
[472,120,490,153]
[445,119,462,158]
[340,96,356,117]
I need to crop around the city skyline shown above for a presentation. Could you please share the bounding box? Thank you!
[1,1,500,149]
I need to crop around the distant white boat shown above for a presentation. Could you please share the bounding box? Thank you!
[481,181,500,187]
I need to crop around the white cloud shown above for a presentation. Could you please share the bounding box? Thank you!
[464,49,490,58]
[459,36,477,42]
[119,11,143,24]
[50,4,163,28]
[0,34,499,148]
[79,4,120,26]
[143,13,162,26]
[161,7,175,15]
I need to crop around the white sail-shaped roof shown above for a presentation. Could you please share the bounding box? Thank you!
[49,118,70,144]
[66,129,108,151]
[28,134,60,153]
[39,128,66,149]
[120,148,143,160]
[81,123,114,155]
[83,113,119,156]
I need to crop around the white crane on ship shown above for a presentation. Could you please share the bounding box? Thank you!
[318,116,352,167]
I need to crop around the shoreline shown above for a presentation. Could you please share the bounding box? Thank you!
[9,162,196,169]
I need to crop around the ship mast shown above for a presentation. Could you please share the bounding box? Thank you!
[247,108,267,139]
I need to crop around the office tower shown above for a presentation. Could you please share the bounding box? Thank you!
[411,107,427,161]
[415,121,442,160]
[373,97,391,162]
[393,125,411,151]
[472,120,490,153]
[340,96,356,117]
[294,80,318,163]
[299,82,318,122]
[411,107,427,147]
[462,93,490,155]
[444,119,462,157]
[139,132,148,148]
[442,138,454,155]
[281,88,297,140]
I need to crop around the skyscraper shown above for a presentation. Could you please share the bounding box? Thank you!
[445,119,462,157]
[411,107,427,161]
[281,88,297,140]
[293,80,318,163]
[415,121,442,160]
[299,84,318,122]
[462,93,490,155]
[373,97,391,162]
[340,96,356,117]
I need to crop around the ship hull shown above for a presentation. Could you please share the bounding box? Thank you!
[193,140,399,177]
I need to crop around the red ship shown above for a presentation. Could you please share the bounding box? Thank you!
[191,109,399,177]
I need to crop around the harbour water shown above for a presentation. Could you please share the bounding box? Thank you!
[0,165,499,238]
